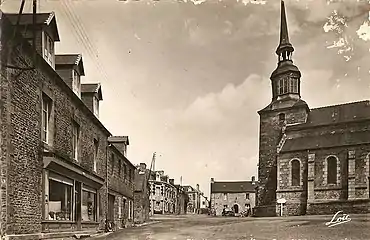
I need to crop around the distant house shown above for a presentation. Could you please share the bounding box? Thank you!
[134,163,150,224]
[149,171,177,215]
[210,177,256,216]
[183,185,202,214]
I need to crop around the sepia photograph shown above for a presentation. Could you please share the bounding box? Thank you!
[1,0,370,239]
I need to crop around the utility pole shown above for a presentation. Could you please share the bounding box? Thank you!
[146,152,156,216]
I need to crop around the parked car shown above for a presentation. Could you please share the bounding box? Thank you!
[222,208,235,217]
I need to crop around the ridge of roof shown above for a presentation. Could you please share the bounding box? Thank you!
[310,100,370,111]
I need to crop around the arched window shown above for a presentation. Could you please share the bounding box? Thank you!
[291,159,300,186]
[327,156,337,184]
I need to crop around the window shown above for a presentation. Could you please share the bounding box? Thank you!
[223,193,227,201]
[278,113,285,122]
[327,156,337,184]
[43,32,54,66]
[72,70,81,98]
[246,193,250,199]
[128,200,132,220]
[111,154,115,174]
[93,139,98,172]
[123,164,127,179]
[291,159,300,186]
[155,186,160,196]
[82,185,97,222]
[47,172,73,221]
[42,94,52,143]
[129,168,132,182]
[118,197,122,219]
[93,97,99,117]
[72,122,80,161]
[118,159,121,176]
[278,76,299,95]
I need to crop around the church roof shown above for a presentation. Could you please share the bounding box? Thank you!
[211,181,256,193]
[307,100,370,126]
[286,100,370,130]
[281,130,370,153]
[281,100,370,152]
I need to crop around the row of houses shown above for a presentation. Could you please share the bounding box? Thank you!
[0,10,143,240]
[133,165,209,218]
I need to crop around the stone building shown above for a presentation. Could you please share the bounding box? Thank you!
[210,178,256,216]
[107,136,135,229]
[174,185,188,215]
[149,170,177,215]
[133,163,150,224]
[183,185,201,214]
[0,11,136,239]
[255,1,370,217]
[199,193,210,214]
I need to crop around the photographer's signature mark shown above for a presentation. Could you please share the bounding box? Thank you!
[325,211,351,227]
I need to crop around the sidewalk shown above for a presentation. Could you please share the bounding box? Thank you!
[88,220,160,239]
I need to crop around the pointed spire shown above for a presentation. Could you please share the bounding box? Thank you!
[276,0,294,55]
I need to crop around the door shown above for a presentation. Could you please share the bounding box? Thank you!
[108,194,115,221]
[233,204,239,214]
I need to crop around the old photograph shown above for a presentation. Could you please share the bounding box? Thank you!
[1,0,370,239]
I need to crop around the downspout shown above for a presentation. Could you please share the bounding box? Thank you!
[105,143,111,232]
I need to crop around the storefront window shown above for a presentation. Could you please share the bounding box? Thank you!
[47,173,73,221]
[82,185,97,222]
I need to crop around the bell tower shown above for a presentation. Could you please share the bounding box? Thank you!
[255,0,309,216]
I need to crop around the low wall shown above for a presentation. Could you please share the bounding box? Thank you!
[253,205,276,217]
[307,199,370,215]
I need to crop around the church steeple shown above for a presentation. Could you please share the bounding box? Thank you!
[270,0,301,101]
[276,0,294,56]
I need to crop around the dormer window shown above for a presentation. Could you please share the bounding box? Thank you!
[72,70,81,98]
[43,32,54,67]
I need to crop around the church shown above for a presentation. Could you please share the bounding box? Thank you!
[254,1,370,216]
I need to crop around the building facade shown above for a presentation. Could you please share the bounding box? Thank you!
[134,163,150,224]
[199,193,210,214]
[149,171,177,215]
[183,185,201,214]
[210,178,256,216]
[0,11,136,239]
[174,185,188,215]
[255,1,370,217]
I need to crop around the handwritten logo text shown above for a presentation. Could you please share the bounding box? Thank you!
[325,211,351,227]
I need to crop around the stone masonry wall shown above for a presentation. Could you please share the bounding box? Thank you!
[211,192,255,216]
[0,16,112,235]
[258,104,308,208]
[277,151,307,215]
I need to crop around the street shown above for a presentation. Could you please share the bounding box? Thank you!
[93,214,370,240]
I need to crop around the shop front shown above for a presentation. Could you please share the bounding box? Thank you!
[42,156,105,233]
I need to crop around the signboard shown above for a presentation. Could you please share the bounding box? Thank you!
[277,198,286,204]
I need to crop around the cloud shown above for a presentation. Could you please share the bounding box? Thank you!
[153,74,270,193]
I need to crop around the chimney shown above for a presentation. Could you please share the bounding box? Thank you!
[196,184,199,191]
[211,178,214,183]
[169,179,175,185]
[252,176,256,185]
[108,136,129,157]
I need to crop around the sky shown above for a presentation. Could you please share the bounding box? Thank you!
[1,0,370,197]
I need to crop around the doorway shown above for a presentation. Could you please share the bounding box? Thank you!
[108,194,115,221]
[233,204,239,214]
